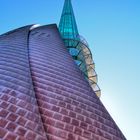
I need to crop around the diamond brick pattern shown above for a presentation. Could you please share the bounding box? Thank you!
[0,25,47,140]
[0,24,126,140]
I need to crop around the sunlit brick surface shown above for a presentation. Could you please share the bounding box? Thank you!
[0,25,126,140]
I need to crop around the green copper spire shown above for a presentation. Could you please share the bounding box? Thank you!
[59,0,101,97]
[59,0,79,40]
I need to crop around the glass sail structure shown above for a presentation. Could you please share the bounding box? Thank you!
[59,0,101,97]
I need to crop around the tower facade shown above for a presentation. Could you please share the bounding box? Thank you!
[0,1,126,140]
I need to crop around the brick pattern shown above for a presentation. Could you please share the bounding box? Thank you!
[0,24,126,140]
[29,25,126,140]
[0,90,47,140]
[0,26,47,140]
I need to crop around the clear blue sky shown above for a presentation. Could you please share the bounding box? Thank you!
[0,0,140,139]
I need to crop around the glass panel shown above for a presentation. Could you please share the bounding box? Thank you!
[59,0,101,97]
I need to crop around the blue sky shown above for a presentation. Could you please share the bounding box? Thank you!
[0,0,140,139]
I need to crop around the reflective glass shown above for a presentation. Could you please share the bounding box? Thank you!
[59,0,101,97]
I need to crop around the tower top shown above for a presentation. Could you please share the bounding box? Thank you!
[59,0,79,40]
[59,0,101,97]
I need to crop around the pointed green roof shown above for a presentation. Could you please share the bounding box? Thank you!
[59,0,79,40]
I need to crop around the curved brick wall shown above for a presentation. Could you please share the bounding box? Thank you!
[0,25,126,140]
[0,25,47,140]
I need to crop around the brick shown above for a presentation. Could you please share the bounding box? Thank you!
[16,117,27,126]
[26,103,34,112]
[102,125,108,131]
[104,133,113,140]
[92,134,100,140]
[60,108,68,115]
[0,109,9,117]
[65,124,74,132]
[87,106,94,112]
[55,121,64,129]
[4,133,17,140]
[26,131,37,140]
[17,101,27,107]
[98,116,105,123]
[69,111,76,118]
[58,101,66,107]
[53,113,62,120]
[8,97,17,104]
[56,95,64,100]
[72,100,79,106]
[79,103,87,109]
[70,94,77,100]
[0,95,9,101]
[77,97,84,103]
[68,133,76,140]
[36,136,47,140]
[26,112,39,123]
[18,95,29,102]
[96,129,104,137]
[49,98,58,105]
[65,98,72,104]
[40,97,50,103]
[47,126,57,135]
[6,122,17,132]
[25,121,36,130]
[109,128,116,135]
[82,110,90,117]
[72,119,79,126]
[8,104,17,112]
[46,86,55,92]
[83,130,92,139]
[10,91,18,97]
[55,89,62,94]
[0,128,7,138]
[7,113,18,122]
[77,114,85,121]
[16,127,27,136]
[26,112,35,120]
[78,136,86,140]
[74,127,83,135]
[45,117,55,126]
[62,116,71,123]
[95,110,102,116]
[88,125,96,133]
[66,104,74,110]
[0,101,9,109]
[93,121,101,128]
[113,136,121,140]
[56,129,67,139]
[102,113,110,120]
[85,117,92,124]
[49,99,58,105]
[74,107,82,113]
[90,113,98,120]
[42,103,52,109]
[16,109,27,116]
[47,135,59,140]
[80,122,88,129]
[52,106,60,112]
[0,118,8,127]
